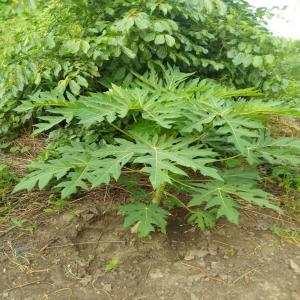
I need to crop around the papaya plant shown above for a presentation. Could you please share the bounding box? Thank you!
[13,67,300,236]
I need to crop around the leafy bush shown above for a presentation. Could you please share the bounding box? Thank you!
[2,0,300,236]
[14,68,300,236]
[0,0,284,134]
[276,40,300,82]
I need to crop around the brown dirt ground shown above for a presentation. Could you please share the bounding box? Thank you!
[0,137,300,300]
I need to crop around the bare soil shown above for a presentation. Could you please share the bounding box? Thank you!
[0,137,299,300]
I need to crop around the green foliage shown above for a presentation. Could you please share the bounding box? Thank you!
[264,38,300,101]
[0,0,285,134]
[13,67,300,235]
[118,175,152,202]
[2,1,300,237]
[271,225,300,246]
[187,210,216,232]
[43,195,69,214]
[188,169,281,224]
[276,39,300,82]
[12,133,217,198]
[0,142,31,153]
[273,166,300,192]
[119,203,169,237]
[0,0,37,20]
[104,257,119,271]
[0,164,18,192]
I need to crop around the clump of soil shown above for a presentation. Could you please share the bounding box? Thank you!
[0,190,299,300]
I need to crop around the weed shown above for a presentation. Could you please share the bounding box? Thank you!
[271,166,300,193]
[67,209,82,221]
[271,225,300,247]
[9,145,31,154]
[104,257,119,271]
[10,217,35,234]
[0,143,31,154]
[0,164,18,193]
[227,247,237,257]
[10,217,26,229]
[43,195,69,214]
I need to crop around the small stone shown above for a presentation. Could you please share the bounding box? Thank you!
[101,283,112,292]
[173,262,189,271]
[77,259,89,267]
[2,292,9,298]
[127,272,137,280]
[198,260,206,268]
[190,292,199,300]
[80,276,92,286]
[219,274,230,281]
[149,269,164,279]
[188,274,205,282]
[187,281,193,287]
[292,291,300,300]
[289,260,300,274]
[62,212,73,223]
[257,224,269,231]
[208,248,217,256]
[15,246,31,255]
[184,253,195,261]
[218,229,226,236]
[184,249,209,261]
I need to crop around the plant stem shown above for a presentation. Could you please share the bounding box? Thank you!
[109,123,135,140]
[152,182,166,205]
[164,191,193,213]
[170,177,198,190]
[216,154,242,162]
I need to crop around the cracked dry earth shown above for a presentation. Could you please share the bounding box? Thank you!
[0,192,299,300]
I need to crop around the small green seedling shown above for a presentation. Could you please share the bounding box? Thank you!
[26,225,35,234]
[0,143,9,149]
[44,195,69,213]
[104,257,119,270]
[8,218,35,236]
[68,209,82,221]
[9,146,31,154]
[10,217,25,229]
[227,247,237,257]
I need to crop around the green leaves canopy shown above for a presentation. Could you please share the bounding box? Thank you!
[188,169,281,224]
[14,67,300,234]
[3,1,300,236]
[13,134,219,198]
[0,0,285,134]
